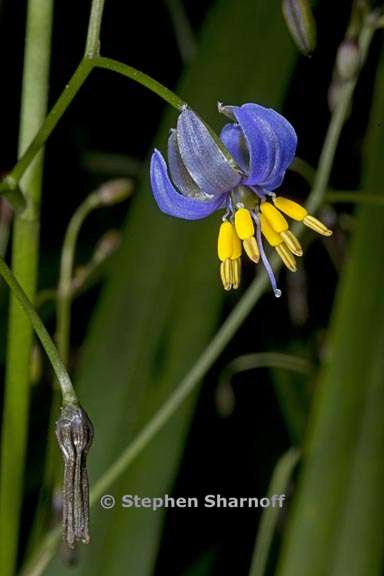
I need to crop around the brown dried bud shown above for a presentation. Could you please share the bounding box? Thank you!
[282,0,317,56]
[56,404,94,549]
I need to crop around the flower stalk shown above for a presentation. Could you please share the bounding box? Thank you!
[0,1,54,573]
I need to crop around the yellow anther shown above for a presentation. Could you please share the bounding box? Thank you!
[234,208,255,240]
[243,237,260,263]
[275,244,297,272]
[260,202,289,233]
[281,230,303,256]
[220,259,233,290]
[303,214,333,236]
[231,258,241,289]
[260,213,283,247]
[218,221,235,261]
[273,197,308,221]
[231,225,242,259]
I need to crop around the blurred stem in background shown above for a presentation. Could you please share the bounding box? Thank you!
[27,179,133,552]
[164,0,197,63]
[248,448,300,576]
[0,1,53,575]
[56,180,132,364]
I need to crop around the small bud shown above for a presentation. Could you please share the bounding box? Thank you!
[336,39,361,81]
[56,404,94,549]
[97,178,133,206]
[93,230,121,264]
[282,0,317,56]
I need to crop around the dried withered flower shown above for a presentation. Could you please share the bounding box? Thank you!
[55,403,94,549]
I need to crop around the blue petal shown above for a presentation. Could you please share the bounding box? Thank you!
[176,107,242,197]
[167,130,208,200]
[150,150,225,220]
[220,103,297,190]
[220,124,248,172]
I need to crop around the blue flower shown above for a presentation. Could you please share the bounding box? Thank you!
[150,103,332,296]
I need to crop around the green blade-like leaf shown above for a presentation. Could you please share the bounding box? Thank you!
[276,46,384,576]
[44,1,297,574]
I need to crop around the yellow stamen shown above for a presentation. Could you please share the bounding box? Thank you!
[243,237,260,263]
[273,197,308,221]
[275,244,297,272]
[260,202,289,233]
[259,213,282,247]
[231,258,241,289]
[231,225,242,259]
[234,208,255,240]
[220,259,232,290]
[303,214,333,236]
[218,221,235,261]
[281,230,303,256]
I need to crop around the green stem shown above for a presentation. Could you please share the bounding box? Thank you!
[85,0,106,57]
[0,258,77,405]
[10,58,94,185]
[0,1,54,574]
[306,20,375,214]
[94,56,185,109]
[1,57,184,211]
[326,191,384,206]
[57,192,102,363]
[20,14,376,576]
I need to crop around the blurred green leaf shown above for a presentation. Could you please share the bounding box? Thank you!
[43,0,297,574]
[276,46,384,576]
[249,448,300,576]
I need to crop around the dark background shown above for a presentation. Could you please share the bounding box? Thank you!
[0,1,381,574]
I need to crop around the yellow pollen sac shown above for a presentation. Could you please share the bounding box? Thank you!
[281,230,303,256]
[260,202,289,233]
[220,259,233,291]
[273,197,308,221]
[234,208,255,240]
[231,258,241,289]
[303,214,333,236]
[231,225,242,259]
[243,237,260,263]
[218,221,235,261]
[260,213,283,247]
[275,243,297,272]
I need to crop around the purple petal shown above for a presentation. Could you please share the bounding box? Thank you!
[176,107,242,197]
[220,124,248,172]
[220,103,297,190]
[150,150,225,220]
[167,131,207,200]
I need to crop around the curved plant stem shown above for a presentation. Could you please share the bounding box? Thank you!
[9,59,94,186]
[248,449,301,576]
[0,1,54,574]
[20,12,376,576]
[4,58,184,203]
[0,258,77,405]
[57,192,102,363]
[219,352,313,383]
[94,56,186,108]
